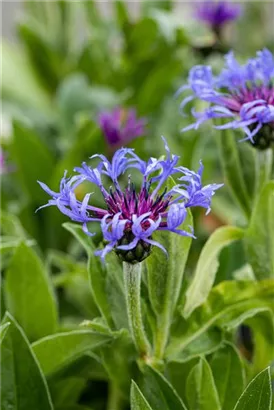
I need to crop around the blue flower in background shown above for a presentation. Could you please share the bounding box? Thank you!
[37,138,222,263]
[98,108,146,147]
[179,49,274,149]
[194,1,242,31]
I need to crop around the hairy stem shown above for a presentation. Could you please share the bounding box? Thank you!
[123,262,151,358]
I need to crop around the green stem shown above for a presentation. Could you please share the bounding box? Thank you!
[107,383,122,410]
[123,262,151,358]
[256,148,273,193]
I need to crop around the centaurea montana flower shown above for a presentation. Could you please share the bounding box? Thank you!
[194,1,242,34]
[179,49,274,149]
[37,138,222,263]
[98,108,146,147]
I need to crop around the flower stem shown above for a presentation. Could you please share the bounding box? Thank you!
[123,262,151,358]
[107,383,122,410]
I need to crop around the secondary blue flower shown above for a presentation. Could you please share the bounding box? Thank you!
[98,108,146,147]
[37,138,222,263]
[179,49,274,149]
[194,1,241,30]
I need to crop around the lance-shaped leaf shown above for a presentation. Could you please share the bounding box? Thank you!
[233,367,272,410]
[217,128,254,218]
[4,242,58,341]
[210,343,245,410]
[1,313,53,410]
[141,365,188,410]
[131,381,153,410]
[167,280,273,360]
[186,357,221,410]
[4,242,57,340]
[146,208,193,316]
[32,329,111,376]
[244,181,274,280]
[183,226,244,318]
[146,206,193,358]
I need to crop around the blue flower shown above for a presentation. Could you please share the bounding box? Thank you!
[37,138,222,263]
[179,49,274,148]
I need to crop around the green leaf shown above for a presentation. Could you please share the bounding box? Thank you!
[32,329,111,376]
[0,322,11,343]
[114,0,130,31]
[167,359,199,405]
[233,367,272,410]
[49,377,86,408]
[147,208,193,316]
[244,181,274,279]
[1,313,53,410]
[142,365,188,410]
[101,330,134,394]
[12,121,55,203]
[131,381,153,410]
[186,357,221,410]
[167,280,273,360]
[146,206,192,359]
[88,247,127,330]
[168,328,223,363]
[88,252,114,328]
[217,129,253,219]
[4,242,58,341]
[210,343,245,410]
[245,312,274,375]
[183,226,244,318]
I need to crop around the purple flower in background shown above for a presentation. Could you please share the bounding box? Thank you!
[179,49,274,149]
[0,148,14,174]
[37,138,222,263]
[98,108,146,147]
[194,1,242,32]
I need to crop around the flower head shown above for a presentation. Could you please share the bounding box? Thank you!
[194,1,242,31]
[179,49,274,149]
[98,108,146,147]
[37,138,222,263]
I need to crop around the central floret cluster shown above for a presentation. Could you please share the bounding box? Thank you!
[179,49,274,148]
[38,138,222,263]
